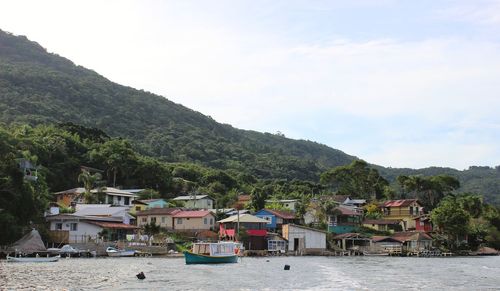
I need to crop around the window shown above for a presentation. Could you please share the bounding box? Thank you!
[55,223,62,230]
[162,217,166,223]
[204,218,208,224]
[410,207,414,215]
[177,218,183,224]
[141,217,147,223]
[151,217,157,224]
[136,206,141,211]
[210,218,213,225]
[117,196,122,201]
[70,223,78,231]
[124,197,130,205]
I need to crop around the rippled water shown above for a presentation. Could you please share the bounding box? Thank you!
[1,256,499,290]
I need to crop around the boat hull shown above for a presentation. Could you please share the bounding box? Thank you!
[107,250,136,257]
[7,255,60,262]
[184,251,238,264]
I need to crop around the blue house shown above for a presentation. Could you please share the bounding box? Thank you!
[255,209,298,232]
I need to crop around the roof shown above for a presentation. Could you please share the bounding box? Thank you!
[346,199,367,204]
[139,199,166,204]
[91,187,138,197]
[136,208,183,216]
[87,221,138,229]
[286,224,328,234]
[54,187,86,195]
[121,189,145,194]
[363,219,401,225]
[172,195,212,201]
[371,236,402,243]
[331,206,362,216]
[218,214,269,224]
[332,232,370,239]
[74,206,130,217]
[46,214,122,222]
[382,199,420,208]
[238,195,251,202]
[265,199,298,203]
[332,195,351,203]
[258,209,296,219]
[8,229,46,253]
[172,210,213,218]
[391,232,432,242]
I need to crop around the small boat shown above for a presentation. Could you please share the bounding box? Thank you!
[7,255,60,262]
[184,242,239,264]
[106,246,135,257]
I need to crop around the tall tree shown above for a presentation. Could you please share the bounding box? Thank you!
[320,160,388,200]
[77,169,103,203]
[397,174,460,210]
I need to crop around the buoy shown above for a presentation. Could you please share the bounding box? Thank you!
[136,272,146,280]
[284,264,290,270]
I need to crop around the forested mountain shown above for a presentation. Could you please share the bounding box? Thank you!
[0,29,499,204]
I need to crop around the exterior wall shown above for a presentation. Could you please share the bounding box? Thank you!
[137,214,174,229]
[182,198,213,209]
[415,218,433,232]
[130,204,147,215]
[283,225,326,251]
[107,194,133,206]
[174,214,215,231]
[329,225,358,234]
[148,200,168,208]
[255,210,277,229]
[56,193,83,207]
[50,220,102,243]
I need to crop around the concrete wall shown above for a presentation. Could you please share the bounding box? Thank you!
[137,214,174,229]
[50,220,102,243]
[183,198,214,209]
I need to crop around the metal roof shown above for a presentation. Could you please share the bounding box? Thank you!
[172,195,212,200]
[218,214,269,224]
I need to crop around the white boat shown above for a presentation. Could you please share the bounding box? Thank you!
[106,246,135,257]
[7,255,60,262]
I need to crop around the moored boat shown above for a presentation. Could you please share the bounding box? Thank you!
[184,242,239,264]
[7,255,60,262]
[106,246,135,257]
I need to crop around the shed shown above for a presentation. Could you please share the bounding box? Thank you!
[282,224,327,253]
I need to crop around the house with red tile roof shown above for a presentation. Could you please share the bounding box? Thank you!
[136,208,183,229]
[380,199,423,231]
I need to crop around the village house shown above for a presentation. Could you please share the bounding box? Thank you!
[266,233,288,254]
[414,215,433,232]
[282,224,327,254]
[328,205,363,234]
[218,214,268,250]
[362,219,403,233]
[172,210,215,231]
[46,205,137,244]
[136,208,183,229]
[130,199,169,215]
[254,209,299,233]
[391,232,433,253]
[264,199,298,211]
[172,195,214,209]
[380,199,423,230]
[371,236,404,254]
[332,232,372,252]
[53,187,138,207]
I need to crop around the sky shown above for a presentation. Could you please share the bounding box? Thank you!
[1,0,500,169]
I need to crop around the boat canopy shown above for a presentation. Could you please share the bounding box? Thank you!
[193,242,236,257]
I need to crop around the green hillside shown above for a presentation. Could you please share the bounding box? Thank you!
[0,29,499,204]
[0,29,355,181]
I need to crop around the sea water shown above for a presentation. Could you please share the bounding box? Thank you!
[1,256,499,290]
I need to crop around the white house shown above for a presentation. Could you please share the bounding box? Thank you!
[282,224,327,253]
[172,195,214,209]
[92,187,138,206]
[46,214,136,243]
[74,204,135,224]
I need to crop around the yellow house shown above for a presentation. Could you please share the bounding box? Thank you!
[136,208,182,229]
[172,210,215,231]
[380,199,422,231]
[130,200,148,216]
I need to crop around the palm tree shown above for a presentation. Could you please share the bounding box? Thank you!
[78,169,102,203]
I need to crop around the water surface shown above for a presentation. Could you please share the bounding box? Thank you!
[1,256,499,290]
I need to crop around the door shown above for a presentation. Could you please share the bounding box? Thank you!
[294,238,299,251]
